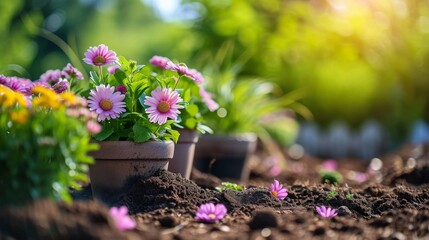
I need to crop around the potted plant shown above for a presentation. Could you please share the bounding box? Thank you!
[79,44,216,201]
[148,56,218,179]
[193,47,309,182]
[0,73,99,206]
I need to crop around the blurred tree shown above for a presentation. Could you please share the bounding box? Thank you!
[0,0,39,77]
[78,0,196,65]
[0,0,194,79]
[181,0,429,145]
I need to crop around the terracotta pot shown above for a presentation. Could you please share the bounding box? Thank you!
[89,140,174,203]
[193,133,257,182]
[168,129,199,179]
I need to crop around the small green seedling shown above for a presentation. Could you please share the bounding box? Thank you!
[320,171,343,185]
[346,193,354,199]
[327,189,338,200]
[216,182,244,192]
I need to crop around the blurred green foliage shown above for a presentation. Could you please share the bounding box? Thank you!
[183,0,429,139]
[0,1,39,75]
[200,42,306,148]
[2,0,429,144]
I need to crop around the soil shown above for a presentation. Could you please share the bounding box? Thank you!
[1,143,429,240]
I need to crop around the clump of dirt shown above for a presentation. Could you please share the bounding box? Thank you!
[0,200,136,240]
[386,163,429,186]
[115,170,219,215]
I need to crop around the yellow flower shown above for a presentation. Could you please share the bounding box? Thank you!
[10,109,29,124]
[59,92,78,106]
[32,85,61,109]
[0,85,27,108]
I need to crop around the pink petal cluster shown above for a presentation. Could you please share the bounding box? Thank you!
[199,88,219,112]
[83,44,118,66]
[270,179,288,200]
[108,65,121,74]
[166,62,188,75]
[52,79,69,93]
[149,55,172,69]
[321,159,338,171]
[39,69,62,84]
[149,55,205,85]
[88,84,126,121]
[316,206,338,218]
[109,206,136,231]
[86,120,102,134]
[62,63,83,80]
[115,84,127,94]
[195,203,227,222]
[185,68,205,84]
[144,87,184,125]
[0,76,32,94]
[23,81,51,96]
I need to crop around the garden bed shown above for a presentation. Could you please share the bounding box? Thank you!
[1,144,429,239]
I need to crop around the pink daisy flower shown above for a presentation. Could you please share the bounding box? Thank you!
[83,44,118,66]
[144,87,184,125]
[109,206,136,231]
[195,203,227,222]
[270,179,288,200]
[149,55,172,69]
[315,206,338,218]
[88,84,126,121]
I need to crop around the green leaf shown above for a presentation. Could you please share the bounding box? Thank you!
[118,56,129,69]
[135,64,146,73]
[94,125,114,141]
[166,128,180,143]
[138,92,147,107]
[184,118,197,129]
[181,88,191,102]
[185,104,199,117]
[133,123,151,142]
[90,71,100,85]
[114,70,127,85]
[197,124,213,134]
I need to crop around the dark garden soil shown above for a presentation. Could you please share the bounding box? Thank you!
[2,143,429,240]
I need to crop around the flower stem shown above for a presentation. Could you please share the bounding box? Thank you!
[173,75,183,90]
[98,66,103,82]
[154,125,161,134]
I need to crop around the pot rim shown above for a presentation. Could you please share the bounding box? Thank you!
[90,140,175,159]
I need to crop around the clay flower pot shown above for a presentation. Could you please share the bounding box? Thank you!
[193,133,257,182]
[89,140,174,203]
[168,129,199,179]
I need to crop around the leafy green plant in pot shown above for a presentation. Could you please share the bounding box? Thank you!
[193,46,311,182]
[0,79,99,207]
[80,44,216,202]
